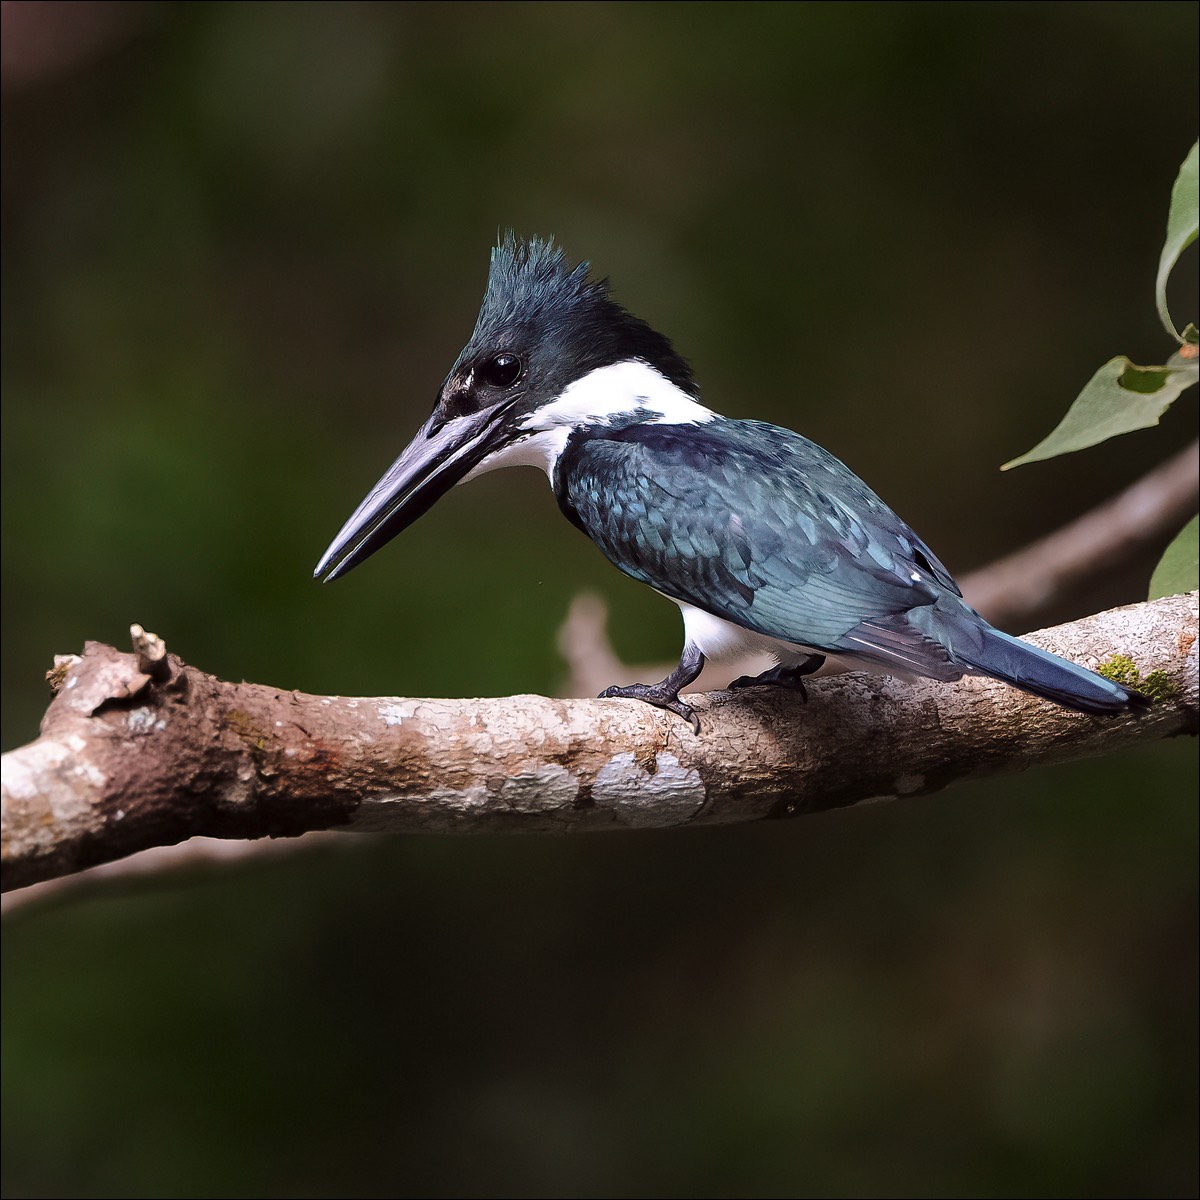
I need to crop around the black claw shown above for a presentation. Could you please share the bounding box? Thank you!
[727,672,805,698]
[598,643,706,733]
[599,682,701,733]
[728,676,808,702]
[726,655,825,702]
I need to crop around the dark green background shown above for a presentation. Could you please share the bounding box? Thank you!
[2,3,1196,1196]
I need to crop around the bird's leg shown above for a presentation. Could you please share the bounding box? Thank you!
[727,653,826,702]
[600,643,706,733]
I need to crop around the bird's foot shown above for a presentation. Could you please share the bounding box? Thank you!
[600,644,706,733]
[727,654,826,701]
[599,682,701,734]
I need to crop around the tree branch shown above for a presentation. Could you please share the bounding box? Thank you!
[961,440,1198,629]
[2,594,1195,893]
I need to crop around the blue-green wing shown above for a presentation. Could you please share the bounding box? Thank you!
[556,418,962,651]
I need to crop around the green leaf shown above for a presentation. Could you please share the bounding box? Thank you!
[1156,141,1198,342]
[1148,515,1199,599]
[1002,350,1198,469]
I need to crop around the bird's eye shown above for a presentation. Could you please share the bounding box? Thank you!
[481,353,523,388]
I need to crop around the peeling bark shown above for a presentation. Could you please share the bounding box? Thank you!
[2,593,1196,893]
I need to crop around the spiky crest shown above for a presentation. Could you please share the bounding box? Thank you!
[450,233,699,400]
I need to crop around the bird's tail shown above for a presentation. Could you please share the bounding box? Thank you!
[943,615,1147,716]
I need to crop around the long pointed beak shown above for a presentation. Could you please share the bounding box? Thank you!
[314,402,513,582]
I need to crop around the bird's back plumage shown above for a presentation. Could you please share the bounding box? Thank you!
[555,416,1141,715]
[556,416,960,648]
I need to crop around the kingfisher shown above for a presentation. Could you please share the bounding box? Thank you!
[315,234,1145,731]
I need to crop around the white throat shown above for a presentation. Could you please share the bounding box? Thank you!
[461,359,715,483]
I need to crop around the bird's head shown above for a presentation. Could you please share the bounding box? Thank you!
[314,233,699,582]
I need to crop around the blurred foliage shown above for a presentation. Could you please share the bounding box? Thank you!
[1003,141,1197,595]
[1150,514,1199,600]
[1001,348,1196,472]
[1157,141,1198,343]
[2,3,1197,1197]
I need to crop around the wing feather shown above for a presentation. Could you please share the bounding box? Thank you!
[557,418,961,652]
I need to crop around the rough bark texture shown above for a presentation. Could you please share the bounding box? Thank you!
[2,593,1196,892]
